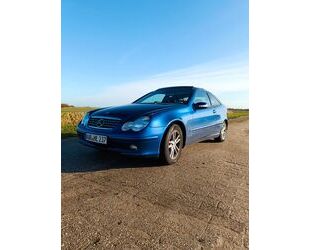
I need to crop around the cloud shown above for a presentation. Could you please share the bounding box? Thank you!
[73,56,249,108]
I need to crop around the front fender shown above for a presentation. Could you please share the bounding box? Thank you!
[149,107,190,128]
[149,107,192,145]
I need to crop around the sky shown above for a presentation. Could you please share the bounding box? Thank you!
[62,0,248,108]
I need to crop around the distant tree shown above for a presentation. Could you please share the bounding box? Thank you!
[61,103,74,108]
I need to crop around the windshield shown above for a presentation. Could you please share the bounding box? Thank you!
[134,88,193,105]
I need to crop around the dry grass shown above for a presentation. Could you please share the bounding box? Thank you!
[61,112,85,137]
[61,111,85,127]
[61,107,97,137]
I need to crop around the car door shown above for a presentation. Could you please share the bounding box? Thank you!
[207,92,223,136]
[188,89,215,142]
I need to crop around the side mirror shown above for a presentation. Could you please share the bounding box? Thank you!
[193,102,208,110]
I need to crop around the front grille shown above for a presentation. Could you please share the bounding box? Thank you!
[87,117,121,129]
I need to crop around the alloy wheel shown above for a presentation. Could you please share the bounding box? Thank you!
[168,129,181,160]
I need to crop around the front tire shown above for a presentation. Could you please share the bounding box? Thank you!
[215,121,227,142]
[160,124,183,164]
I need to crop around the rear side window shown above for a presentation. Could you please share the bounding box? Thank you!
[208,92,221,106]
[194,89,211,106]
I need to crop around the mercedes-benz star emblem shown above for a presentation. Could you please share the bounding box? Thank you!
[97,119,105,127]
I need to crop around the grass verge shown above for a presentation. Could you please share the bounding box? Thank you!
[227,109,249,119]
[61,107,96,138]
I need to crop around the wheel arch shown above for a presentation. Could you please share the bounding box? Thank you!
[224,119,228,130]
[160,119,187,150]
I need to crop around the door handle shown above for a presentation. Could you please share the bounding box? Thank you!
[213,109,216,113]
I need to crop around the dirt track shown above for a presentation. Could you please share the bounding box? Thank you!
[62,117,249,249]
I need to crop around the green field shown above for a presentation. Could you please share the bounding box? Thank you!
[227,109,249,119]
[61,107,249,137]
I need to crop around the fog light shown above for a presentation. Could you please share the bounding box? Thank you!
[129,144,138,150]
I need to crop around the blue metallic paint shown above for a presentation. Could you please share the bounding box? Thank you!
[77,87,227,157]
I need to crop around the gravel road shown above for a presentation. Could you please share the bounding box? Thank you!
[62,117,249,249]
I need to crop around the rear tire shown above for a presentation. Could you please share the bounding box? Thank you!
[215,121,227,142]
[160,124,183,164]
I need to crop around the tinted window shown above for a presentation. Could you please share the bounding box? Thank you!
[208,93,221,106]
[193,89,211,106]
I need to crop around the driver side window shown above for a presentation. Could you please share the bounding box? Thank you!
[193,90,211,106]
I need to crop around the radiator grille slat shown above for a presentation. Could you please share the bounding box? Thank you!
[87,117,121,129]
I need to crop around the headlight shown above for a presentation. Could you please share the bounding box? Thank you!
[121,116,150,132]
[81,112,90,126]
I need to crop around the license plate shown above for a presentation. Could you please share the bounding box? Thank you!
[85,133,107,144]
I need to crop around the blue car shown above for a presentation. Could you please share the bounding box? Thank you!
[77,86,228,164]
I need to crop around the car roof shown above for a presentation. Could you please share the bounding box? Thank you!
[156,86,196,91]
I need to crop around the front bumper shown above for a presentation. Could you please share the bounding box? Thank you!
[76,124,165,157]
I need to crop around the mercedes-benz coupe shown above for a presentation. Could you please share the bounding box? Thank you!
[77,86,228,164]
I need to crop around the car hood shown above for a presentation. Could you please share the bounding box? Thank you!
[91,104,182,121]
